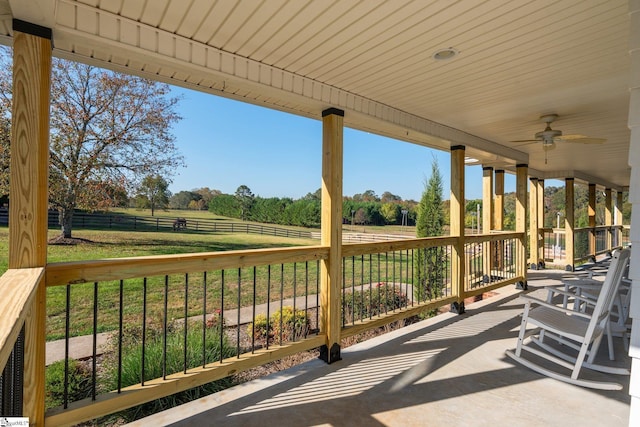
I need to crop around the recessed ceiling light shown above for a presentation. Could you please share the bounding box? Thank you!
[433,47,459,61]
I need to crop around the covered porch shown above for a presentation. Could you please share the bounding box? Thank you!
[0,1,638,426]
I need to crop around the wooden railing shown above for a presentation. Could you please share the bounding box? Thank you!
[0,268,45,417]
[0,233,526,426]
[540,225,624,266]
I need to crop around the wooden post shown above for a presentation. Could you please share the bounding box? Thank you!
[450,146,465,313]
[537,179,545,267]
[319,108,343,364]
[494,170,504,231]
[494,169,505,269]
[9,20,52,425]
[616,190,624,247]
[565,178,575,271]
[482,166,493,281]
[604,188,612,252]
[528,177,539,269]
[515,165,528,287]
[588,183,596,259]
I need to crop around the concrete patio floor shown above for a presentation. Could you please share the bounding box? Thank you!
[127,270,631,427]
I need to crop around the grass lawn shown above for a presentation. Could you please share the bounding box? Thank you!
[1,219,420,341]
[0,226,320,340]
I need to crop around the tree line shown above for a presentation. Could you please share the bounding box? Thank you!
[206,186,420,228]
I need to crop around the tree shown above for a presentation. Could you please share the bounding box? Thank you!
[235,185,254,221]
[136,175,171,216]
[209,193,240,218]
[192,187,220,208]
[170,191,202,210]
[0,114,9,199]
[380,202,400,224]
[0,50,183,237]
[0,53,10,198]
[415,159,445,301]
[380,191,401,203]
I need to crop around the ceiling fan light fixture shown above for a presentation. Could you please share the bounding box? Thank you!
[542,141,556,151]
[433,47,459,60]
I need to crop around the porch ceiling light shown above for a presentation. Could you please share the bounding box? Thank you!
[432,47,459,60]
[464,157,479,164]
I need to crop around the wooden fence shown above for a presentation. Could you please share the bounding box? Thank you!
[0,209,313,239]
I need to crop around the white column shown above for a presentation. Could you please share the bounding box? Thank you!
[627,1,640,424]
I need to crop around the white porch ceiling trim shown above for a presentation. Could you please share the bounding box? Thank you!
[46,0,527,166]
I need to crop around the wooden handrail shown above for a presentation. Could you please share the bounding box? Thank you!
[46,245,329,287]
[0,268,44,371]
[462,232,523,244]
[342,235,459,257]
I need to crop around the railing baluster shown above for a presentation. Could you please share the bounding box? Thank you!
[117,280,124,393]
[304,261,309,338]
[64,284,71,408]
[293,263,297,340]
[163,275,168,379]
[385,252,389,315]
[369,254,373,319]
[315,260,320,332]
[220,270,225,363]
[279,264,284,345]
[93,282,99,397]
[351,256,355,325]
[266,265,271,350]
[141,278,147,385]
[252,267,257,352]
[202,271,207,368]
[237,268,242,357]
[184,273,189,374]
[360,255,364,321]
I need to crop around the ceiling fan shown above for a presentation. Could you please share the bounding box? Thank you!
[510,114,606,163]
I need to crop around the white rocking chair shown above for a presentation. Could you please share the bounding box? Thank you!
[505,248,630,390]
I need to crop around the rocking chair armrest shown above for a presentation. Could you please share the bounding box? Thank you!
[560,277,602,287]
[519,294,593,320]
[543,287,598,305]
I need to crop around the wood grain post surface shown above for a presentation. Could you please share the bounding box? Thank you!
[450,146,465,307]
[319,108,343,363]
[528,177,538,267]
[565,178,575,271]
[10,26,52,426]
[515,165,528,278]
[588,183,596,257]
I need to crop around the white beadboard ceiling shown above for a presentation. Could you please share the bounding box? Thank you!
[0,0,632,190]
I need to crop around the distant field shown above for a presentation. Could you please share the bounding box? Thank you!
[0,216,417,340]
[0,227,318,275]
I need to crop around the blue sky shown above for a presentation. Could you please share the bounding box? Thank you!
[169,86,520,201]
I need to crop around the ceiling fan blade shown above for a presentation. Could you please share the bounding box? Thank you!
[556,134,606,144]
[509,139,539,143]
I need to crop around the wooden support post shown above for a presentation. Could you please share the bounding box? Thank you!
[588,183,596,259]
[515,165,528,288]
[528,177,539,269]
[9,20,52,426]
[537,179,545,268]
[565,178,575,271]
[450,146,465,314]
[482,166,493,281]
[616,190,624,247]
[605,188,612,252]
[494,169,505,270]
[494,170,504,231]
[319,108,343,364]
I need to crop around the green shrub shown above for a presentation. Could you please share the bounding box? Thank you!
[45,359,92,410]
[342,285,409,323]
[101,320,236,422]
[249,306,310,344]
